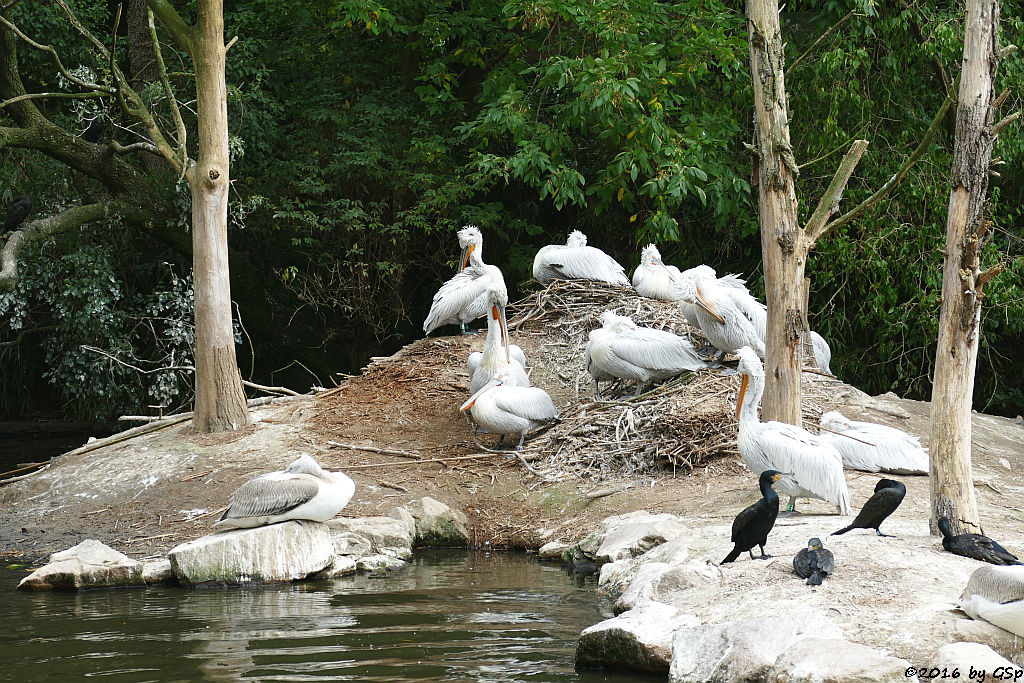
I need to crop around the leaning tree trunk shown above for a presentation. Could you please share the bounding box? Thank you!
[746,0,805,426]
[929,0,1015,535]
[187,0,249,432]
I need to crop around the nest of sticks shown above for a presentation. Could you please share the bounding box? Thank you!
[504,280,836,481]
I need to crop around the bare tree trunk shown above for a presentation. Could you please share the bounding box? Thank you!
[186,0,249,432]
[746,0,805,426]
[928,0,1015,535]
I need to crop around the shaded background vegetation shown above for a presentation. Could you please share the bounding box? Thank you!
[1,0,1022,421]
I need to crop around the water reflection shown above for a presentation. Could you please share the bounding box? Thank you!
[2,551,646,682]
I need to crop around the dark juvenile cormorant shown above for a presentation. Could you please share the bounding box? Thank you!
[2,196,31,236]
[722,469,787,564]
[793,537,835,585]
[82,116,104,143]
[832,478,907,537]
[938,516,1021,566]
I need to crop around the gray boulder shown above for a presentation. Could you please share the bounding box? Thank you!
[952,619,1024,662]
[328,516,414,559]
[669,612,843,683]
[539,541,570,560]
[768,637,912,682]
[599,535,692,600]
[169,521,334,585]
[566,511,687,567]
[142,558,176,585]
[397,497,469,547]
[933,642,1022,678]
[615,559,721,614]
[318,556,358,578]
[332,531,374,558]
[18,539,144,591]
[576,601,699,675]
[356,554,408,573]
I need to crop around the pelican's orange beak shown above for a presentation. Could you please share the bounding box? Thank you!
[462,243,475,270]
[695,282,726,324]
[735,374,749,420]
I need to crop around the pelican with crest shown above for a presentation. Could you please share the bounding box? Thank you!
[734,346,851,515]
[632,244,681,301]
[467,282,529,394]
[533,230,629,285]
[424,225,505,335]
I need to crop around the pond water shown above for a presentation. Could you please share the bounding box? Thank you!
[1,550,650,682]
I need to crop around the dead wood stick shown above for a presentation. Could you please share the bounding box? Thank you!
[0,461,47,478]
[180,469,214,482]
[816,424,877,446]
[585,482,635,499]
[0,463,49,485]
[378,480,409,492]
[326,441,423,459]
[61,412,195,459]
[241,380,301,396]
[124,532,177,544]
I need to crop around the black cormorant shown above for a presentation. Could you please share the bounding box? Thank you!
[793,537,835,585]
[82,116,104,143]
[722,469,786,564]
[2,196,31,236]
[938,516,1021,566]
[832,478,907,537]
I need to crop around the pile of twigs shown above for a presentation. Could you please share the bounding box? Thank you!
[505,280,836,480]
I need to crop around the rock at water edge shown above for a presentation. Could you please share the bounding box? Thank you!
[18,539,144,591]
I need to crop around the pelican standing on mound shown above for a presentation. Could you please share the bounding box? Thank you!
[460,372,558,450]
[959,565,1024,637]
[424,225,505,334]
[677,270,765,357]
[215,454,355,530]
[818,411,928,474]
[734,346,851,515]
[467,282,529,394]
[632,244,681,301]
[533,230,629,285]
[585,311,706,398]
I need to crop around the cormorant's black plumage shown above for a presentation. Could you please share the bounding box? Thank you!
[82,116,104,143]
[722,469,784,564]
[832,478,906,536]
[2,196,31,236]
[793,537,835,585]
[938,516,1021,566]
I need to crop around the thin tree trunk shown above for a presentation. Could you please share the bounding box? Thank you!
[188,0,248,432]
[928,0,1011,535]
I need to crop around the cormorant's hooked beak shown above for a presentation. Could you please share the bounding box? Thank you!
[695,282,725,324]
[460,243,476,271]
[460,376,501,412]
[735,374,749,420]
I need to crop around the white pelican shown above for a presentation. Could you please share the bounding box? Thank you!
[533,230,629,285]
[817,411,928,475]
[677,270,765,357]
[632,244,681,301]
[467,283,529,394]
[585,311,705,397]
[214,454,355,530]
[959,565,1024,637]
[674,266,754,327]
[735,346,851,515]
[460,372,559,449]
[423,226,505,335]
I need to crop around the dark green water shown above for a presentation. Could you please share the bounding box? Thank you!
[1,550,648,682]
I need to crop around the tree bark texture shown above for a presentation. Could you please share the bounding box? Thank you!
[928,0,1006,535]
[746,0,805,426]
[187,0,249,432]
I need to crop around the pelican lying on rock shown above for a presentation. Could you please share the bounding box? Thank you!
[585,311,705,397]
[467,283,529,394]
[424,226,505,334]
[215,454,355,530]
[959,565,1024,637]
[460,372,558,450]
[533,230,629,285]
[676,269,765,357]
[818,412,928,474]
[632,244,681,301]
[735,346,851,515]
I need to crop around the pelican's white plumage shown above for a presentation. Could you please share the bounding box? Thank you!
[467,283,529,394]
[735,347,851,515]
[424,226,506,334]
[817,411,928,475]
[460,373,558,449]
[810,331,832,375]
[632,244,682,301]
[585,311,705,397]
[678,270,765,357]
[959,565,1024,637]
[674,265,753,327]
[214,454,355,529]
[533,230,629,285]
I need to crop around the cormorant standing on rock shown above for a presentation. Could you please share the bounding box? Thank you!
[82,116,104,143]
[793,537,835,585]
[938,516,1021,566]
[2,196,31,236]
[832,478,907,537]
[722,470,787,564]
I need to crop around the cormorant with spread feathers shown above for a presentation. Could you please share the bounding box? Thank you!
[832,478,907,537]
[82,116,104,143]
[2,196,31,236]
[938,516,1021,565]
[722,469,787,564]
[793,537,835,585]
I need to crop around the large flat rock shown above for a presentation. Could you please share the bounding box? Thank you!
[18,539,144,591]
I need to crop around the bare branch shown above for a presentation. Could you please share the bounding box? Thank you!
[975,262,1004,291]
[789,10,854,74]
[996,44,1018,59]
[0,325,56,347]
[142,0,194,53]
[81,345,195,374]
[225,35,238,51]
[1,0,22,14]
[0,90,106,109]
[990,110,1020,138]
[53,0,114,60]
[804,138,869,245]
[0,13,115,93]
[109,139,160,155]
[149,8,188,175]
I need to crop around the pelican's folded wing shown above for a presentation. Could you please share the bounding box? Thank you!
[492,386,559,420]
[220,474,319,520]
[423,268,494,333]
[609,329,705,372]
[548,246,629,284]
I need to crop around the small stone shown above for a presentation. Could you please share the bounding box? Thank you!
[539,541,569,560]
[18,539,144,591]
[142,558,175,585]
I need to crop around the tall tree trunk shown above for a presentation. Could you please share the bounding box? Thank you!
[928,0,1013,535]
[746,0,805,426]
[188,0,249,432]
